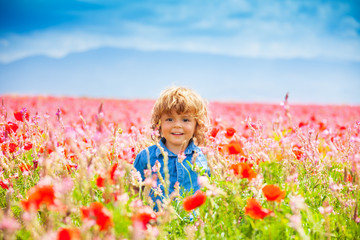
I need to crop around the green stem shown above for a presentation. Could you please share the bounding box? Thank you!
[180,161,193,191]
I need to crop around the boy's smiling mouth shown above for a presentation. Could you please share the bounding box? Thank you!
[171,133,184,135]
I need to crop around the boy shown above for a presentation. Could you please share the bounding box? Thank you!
[133,86,209,209]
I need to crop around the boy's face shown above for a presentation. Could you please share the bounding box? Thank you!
[160,110,197,154]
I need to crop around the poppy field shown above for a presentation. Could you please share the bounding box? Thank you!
[0,95,360,239]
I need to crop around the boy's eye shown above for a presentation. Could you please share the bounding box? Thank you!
[165,118,173,121]
[183,118,190,122]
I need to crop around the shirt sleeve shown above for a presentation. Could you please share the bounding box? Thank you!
[133,149,147,181]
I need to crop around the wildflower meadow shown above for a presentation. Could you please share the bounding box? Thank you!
[0,95,359,239]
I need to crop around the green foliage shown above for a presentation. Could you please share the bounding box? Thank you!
[15,228,32,240]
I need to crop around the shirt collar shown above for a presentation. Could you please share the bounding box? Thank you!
[155,138,200,157]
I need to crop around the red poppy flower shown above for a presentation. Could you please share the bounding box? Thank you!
[132,206,157,230]
[57,227,81,240]
[244,198,272,220]
[318,121,327,131]
[24,142,33,151]
[109,163,118,182]
[19,163,32,172]
[94,163,119,188]
[262,185,286,202]
[65,163,78,172]
[338,125,347,131]
[225,127,236,138]
[9,143,18,153]
[183,190,207,211]
[292,145,303,160]
[14,109,29,122]
[346,175,353,182]
[81,202,113,231]
[210,127,220,138]
[5,122,18,133]
[0,180,9,189]
[225,140,244,155]
[96,176,105,188]
[298,121,308,128]
[21,185,56,211]
[229,163,257,180]
[1,144,7,154]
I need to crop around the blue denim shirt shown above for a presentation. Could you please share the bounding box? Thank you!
[134,138,209,206]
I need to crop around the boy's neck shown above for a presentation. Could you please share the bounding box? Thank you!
[162,138,190,155]
[166,145,181,155]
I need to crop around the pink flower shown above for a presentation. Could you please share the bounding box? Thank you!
[197,176,209,188]
[0,216,20,232]
[152,161,161,172]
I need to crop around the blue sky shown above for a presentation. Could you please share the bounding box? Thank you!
[1,0,360,104]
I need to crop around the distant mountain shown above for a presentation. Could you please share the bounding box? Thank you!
[1,47,359,104]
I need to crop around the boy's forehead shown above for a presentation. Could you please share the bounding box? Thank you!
[162,110,195,116]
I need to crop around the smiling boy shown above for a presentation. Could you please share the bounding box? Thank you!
[133,86,209,210]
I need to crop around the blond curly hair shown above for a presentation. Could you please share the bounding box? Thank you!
[151,86,209,146]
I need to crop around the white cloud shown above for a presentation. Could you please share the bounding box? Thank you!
[1,25,360,64]
[1,1,360,63]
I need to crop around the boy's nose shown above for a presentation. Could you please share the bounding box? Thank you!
[174,120,182,127]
